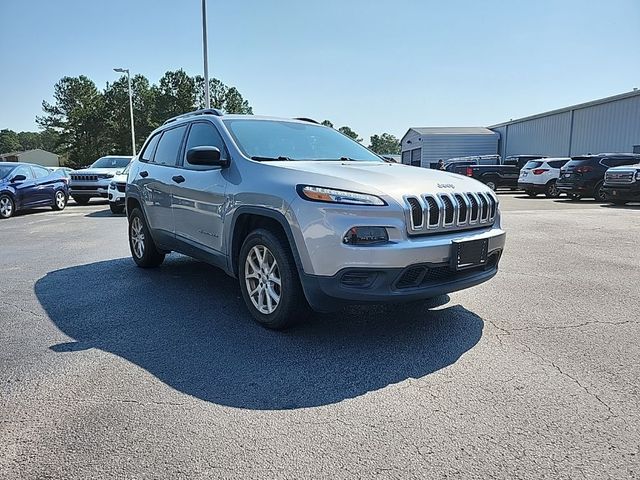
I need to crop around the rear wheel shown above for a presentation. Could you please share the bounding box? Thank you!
[128,208,165,267]
[545,180,560,198]
[110,203,125,214]
[593,181,606,202]
[52,190,67,210]
[239,228,309,329]
[485,180,497,191]
[73,196,90,205]
[0,194,15,219]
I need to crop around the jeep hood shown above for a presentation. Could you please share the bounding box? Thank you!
[271,161,492,204]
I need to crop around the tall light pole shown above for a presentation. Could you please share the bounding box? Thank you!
[113,67,136,155]
[201,0,210,108]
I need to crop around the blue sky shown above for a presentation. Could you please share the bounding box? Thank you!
[1,0,639,143]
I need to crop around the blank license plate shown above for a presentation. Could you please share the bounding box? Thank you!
[451,238,489,271]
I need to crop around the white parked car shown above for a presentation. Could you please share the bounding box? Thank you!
[518,157,570,198]
[107,164,130,214]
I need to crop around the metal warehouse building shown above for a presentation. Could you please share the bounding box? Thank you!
[490,90,640,159]
[401,127,499,168]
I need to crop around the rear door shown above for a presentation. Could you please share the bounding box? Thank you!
[137,125,188,246]
[10,165,38,208]
[172,121,229,253]
[32,165,56,204]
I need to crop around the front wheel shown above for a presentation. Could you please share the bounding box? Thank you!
[545,180,560,198]
[110,203,125,214]
[0,194,15,219]
[128,208,165,267]
[239,228,309,329]
[52,190,67,210]
[593,182,607,202]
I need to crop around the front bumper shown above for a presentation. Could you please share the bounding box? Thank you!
[602,183,640,202]
[108,185,126,204]
[301,250,502,311]
[70,181,110,198]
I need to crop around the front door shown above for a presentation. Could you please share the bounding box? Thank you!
[172,121,229,253]
[11,165,38,208]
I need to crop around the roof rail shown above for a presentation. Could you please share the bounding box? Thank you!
[294,117,319,124]
[163,108,224,125]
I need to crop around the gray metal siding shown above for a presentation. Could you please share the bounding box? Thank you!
[501,112,572,157]
[419,134,498,167]
[493,126,507,159]
[570,95,640,155]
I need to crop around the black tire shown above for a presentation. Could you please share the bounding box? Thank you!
[545,180,560,198]
[0,194,15,219]
[73,196,90,205]
[485,180,497,191]
[569,193,581,201]
[593,181,607,202]
[52,190,67,211]
[238,228,309,329]
[110,203,125,214]
[128,208,165,268]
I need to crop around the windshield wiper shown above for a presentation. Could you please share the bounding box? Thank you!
[251,156,293,162]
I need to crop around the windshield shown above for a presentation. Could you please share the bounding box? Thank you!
[223,119,383,162]
[523,161,543,169]
[91,156,131,168]
[0,165,16,179]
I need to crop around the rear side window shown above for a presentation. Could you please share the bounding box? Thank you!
[184,122,227,168]
[153,126,187,166]
[32,166,51,178]
[547,160,568,169]
[140,133,161,162]
[523,161,543,169]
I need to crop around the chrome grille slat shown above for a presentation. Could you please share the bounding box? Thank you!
[405,191,497,235]
[605,171,635,185]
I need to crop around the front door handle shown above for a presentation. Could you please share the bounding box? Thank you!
[139,170,149,178]
[172,175,185,184]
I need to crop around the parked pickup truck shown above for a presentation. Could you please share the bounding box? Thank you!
[602,163,640,205]
[451,164,519,191]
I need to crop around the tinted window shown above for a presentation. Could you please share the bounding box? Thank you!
[223,119,382,162]
[141,133,161,162]
[523,161,543,170]
[32,166,50,178]
[0,165,16,179]
[12,165,34,180]
[547,160,569,169]
[153,126,187,166]
[602,157,640,168]
[184,122,227,168]
[91,156,131,168]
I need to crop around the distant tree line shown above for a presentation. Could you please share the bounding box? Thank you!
[1,70,400,167]
[320,120,400,155]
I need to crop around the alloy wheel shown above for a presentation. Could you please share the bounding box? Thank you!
[486,181,497,191]
[245,245,281,314]
[130,216,145,259]
[55,191,66,209]
[0,196,13,218]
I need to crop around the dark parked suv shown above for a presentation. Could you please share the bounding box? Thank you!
[556,153,640,201]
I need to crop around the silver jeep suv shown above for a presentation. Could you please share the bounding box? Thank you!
[126,109,506,329]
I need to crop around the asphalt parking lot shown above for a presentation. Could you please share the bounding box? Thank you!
[1,194,639,479]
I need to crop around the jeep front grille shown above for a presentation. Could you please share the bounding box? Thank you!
[71,174,99,182]
[404,192,498,234]
[605,170,635,185]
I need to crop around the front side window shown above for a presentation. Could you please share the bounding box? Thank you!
[153,126,187,166]
[13,165,33,180]
[91,156,131,169]
[223,119,382,162]
[184,122,227,168]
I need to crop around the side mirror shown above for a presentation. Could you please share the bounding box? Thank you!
[186,146,228,167]
[11,174,27,183]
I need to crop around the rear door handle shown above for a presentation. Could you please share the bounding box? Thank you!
[172,175,185,184]
[139,170,149,178]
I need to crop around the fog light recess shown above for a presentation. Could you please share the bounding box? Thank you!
[343,226,389,245]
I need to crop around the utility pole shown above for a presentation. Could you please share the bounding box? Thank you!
[202,0,210,109]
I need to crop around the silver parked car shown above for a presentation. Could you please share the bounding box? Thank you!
[69,155,132,205]
[126,109,506,329]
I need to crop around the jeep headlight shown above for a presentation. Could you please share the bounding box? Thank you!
[109,182,116,189]
[297,185,386,206]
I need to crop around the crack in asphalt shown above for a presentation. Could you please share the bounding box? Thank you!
[484,318,616,420]
[511,320,635,331]
[0,300,47,320]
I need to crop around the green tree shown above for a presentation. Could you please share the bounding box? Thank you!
[369,133,401,154]
[0,129,21,153]
[194,76,253,114]
[338,126,361,142]
[321,120,334,128]
[16,131,41,151]
[151,70,196,125]
[37,75,109,167]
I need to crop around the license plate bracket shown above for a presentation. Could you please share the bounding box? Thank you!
[451,238,489,271]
